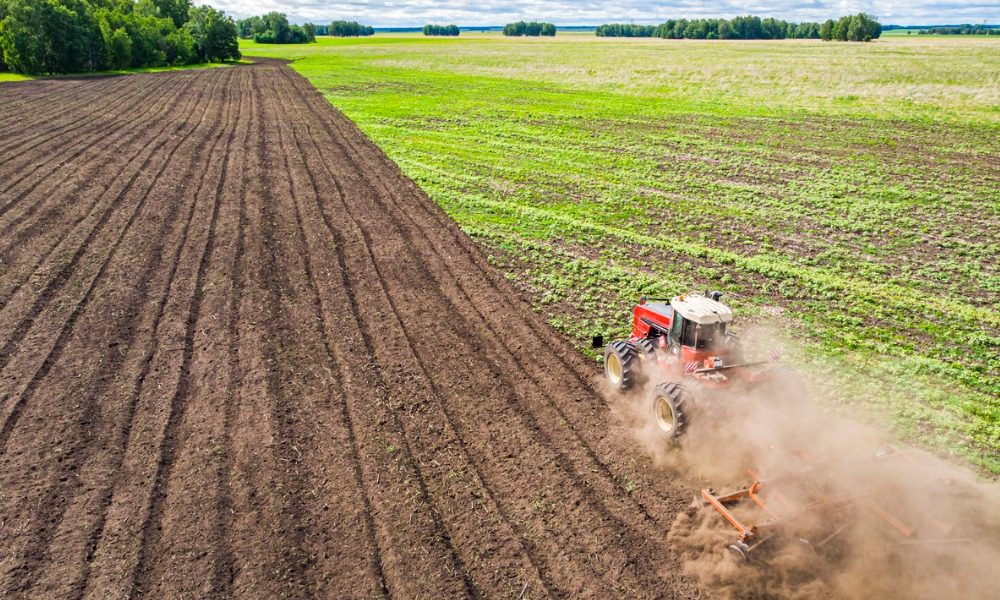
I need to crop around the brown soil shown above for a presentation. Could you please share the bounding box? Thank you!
[0,60,706,598]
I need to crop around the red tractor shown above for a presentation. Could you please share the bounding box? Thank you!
[599,292,797,438]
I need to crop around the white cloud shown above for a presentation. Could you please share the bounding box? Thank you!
[207,1,1000,27]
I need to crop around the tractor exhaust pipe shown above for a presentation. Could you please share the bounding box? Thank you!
[591,335,604,349]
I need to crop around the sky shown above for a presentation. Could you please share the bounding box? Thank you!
[208,1,1000,27]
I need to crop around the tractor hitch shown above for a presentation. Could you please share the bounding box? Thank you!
[693,360,769,374]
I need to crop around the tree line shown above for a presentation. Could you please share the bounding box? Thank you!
[237,13,315,44]
[596,24,656,37]
[652,16,821,39]
[919,25,1000,35]
[330,20,373,37]
[0,0,239,74]
[423,24,458,36]
[595,14,880,41]
[502,21,555,37]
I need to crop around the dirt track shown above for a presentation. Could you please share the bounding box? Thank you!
[0,60,704,598]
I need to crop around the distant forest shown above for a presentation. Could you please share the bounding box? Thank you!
[596,13,882,42]
[330,20,374,37]
[424,24,459,36]
[237,13,316,44]
[919,25,1000,35]
[502,21,556,37]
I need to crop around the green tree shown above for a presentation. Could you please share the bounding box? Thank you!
[646,16,818,41]
[819,19,833,41]
[106,25,130,68]
[330,20,373,37]
[185,4,238,62]
[301,22,316,42]
[152,0,190,29]
[261,11,288,42]
[502,21,554,37]
[0,0,104,74]
[0,0,221,73]
[847,14,864,41]
[836,15,851,41]
[672,19,686,38]
[163,24,194,63]
[761,17,784,39]
[423,23,459,36]
[236,15,265,39]
[0,0,50,73]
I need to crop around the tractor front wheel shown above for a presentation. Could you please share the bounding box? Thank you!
[651,382,689,438]
[604,341,641,392]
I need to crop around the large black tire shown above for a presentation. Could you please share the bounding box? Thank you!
[603,341,641,392]
[650,382,689,438]
[634,338,657,361]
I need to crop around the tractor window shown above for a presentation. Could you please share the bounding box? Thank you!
[669,314,683,346]
[681,321,726,349]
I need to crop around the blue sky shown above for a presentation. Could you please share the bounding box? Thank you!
[209,1,1000,27]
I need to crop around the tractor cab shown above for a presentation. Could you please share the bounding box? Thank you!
[630,293,733,365]
[668,293,733,364]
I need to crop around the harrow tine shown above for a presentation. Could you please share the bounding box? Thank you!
[815,521,853,549]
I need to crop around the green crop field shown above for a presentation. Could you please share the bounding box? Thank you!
[242,34,1000,474]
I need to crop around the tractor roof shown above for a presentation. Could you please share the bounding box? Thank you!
[670,294,733,325]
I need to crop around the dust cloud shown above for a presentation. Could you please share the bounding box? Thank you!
[607,328,1000,599]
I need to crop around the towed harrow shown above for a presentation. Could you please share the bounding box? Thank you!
[700,447,967,560]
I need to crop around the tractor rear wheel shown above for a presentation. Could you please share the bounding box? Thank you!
[651,382,688,438]
[604,341,641,392]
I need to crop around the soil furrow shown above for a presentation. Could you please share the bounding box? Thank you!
[130,67,242,598]
[0,74,150,152]
[213,67,257,597]
[0,74,193,309]
[208,69,331,597]
[0,80,86,125]
[0,68,227,595]
[0,75,126,124]
[0,78,135,145]
[0,73,182,218]
[361,155,688,593]
[72,70,243,600]
[0,69,218,464]
[313,154,623,596]
[263,69,387,592]
[0,69,212,380]
[0,75,161,181]
[0,75,233,597]
[267,70,475,598]
[273,72,553,598]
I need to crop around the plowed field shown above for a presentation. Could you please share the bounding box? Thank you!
[0,59,702,598]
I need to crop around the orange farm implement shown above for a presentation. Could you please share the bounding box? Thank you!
[701,447,965,560]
